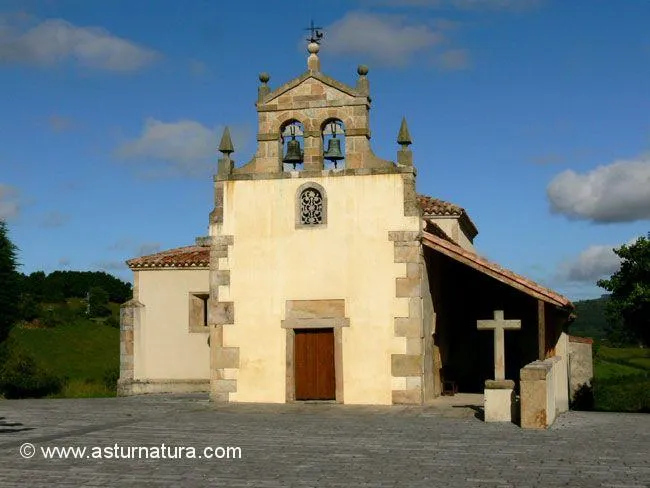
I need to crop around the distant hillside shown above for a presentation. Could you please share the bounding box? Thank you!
[568,295,609,340]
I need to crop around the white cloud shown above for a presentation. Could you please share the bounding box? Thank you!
[0,184,21,221]
[559,245,621,283]
[115,118,250,177]
[557,236,640,283]
[58,257,71,267]
[547,155,650,223]
[325,12,444,67]
[0,18,159,72]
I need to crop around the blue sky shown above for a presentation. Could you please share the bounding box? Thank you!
[1,0,648,300]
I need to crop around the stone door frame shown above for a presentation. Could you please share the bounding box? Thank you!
[281,299,349,403]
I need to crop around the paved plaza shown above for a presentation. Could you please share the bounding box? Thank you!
[0,395,648,487]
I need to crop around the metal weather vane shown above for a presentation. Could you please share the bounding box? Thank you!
[304,20,324,44]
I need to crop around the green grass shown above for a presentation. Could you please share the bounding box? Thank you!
[587,346,650,412]
[628,357,650,369]
[57,378,116,398]
[11,320,118,380]
[594,359,645,379]
[9,314,119,398]
[598,346,650,361]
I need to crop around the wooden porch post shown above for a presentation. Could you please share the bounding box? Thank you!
[537,299,545,360]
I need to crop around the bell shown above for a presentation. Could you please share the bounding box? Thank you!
[324,136,344,164]
[283,137,303,167]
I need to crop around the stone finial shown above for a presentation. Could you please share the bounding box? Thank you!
[217,126,234,177]
[397,117,413,167]
[397,117,412,147]
[258,72,270,102]
[356,64,370,95]
[218,126,234,155]
[307,41,321,72]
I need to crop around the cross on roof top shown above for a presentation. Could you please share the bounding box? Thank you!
[304,20,324,44]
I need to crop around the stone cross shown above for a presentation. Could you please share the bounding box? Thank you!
[477,310,521,381]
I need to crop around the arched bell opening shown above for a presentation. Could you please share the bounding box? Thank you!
[281,120,305,171]
[321,119,345,170]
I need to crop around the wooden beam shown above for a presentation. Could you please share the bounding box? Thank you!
[537,299,545,360]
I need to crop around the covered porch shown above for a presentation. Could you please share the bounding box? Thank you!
[420,228,574,412]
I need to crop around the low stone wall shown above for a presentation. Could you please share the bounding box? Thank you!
[568,336,594,401]
[520,356,567,429]
[117,379,210,396]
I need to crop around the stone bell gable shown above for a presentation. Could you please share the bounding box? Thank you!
[221,42,394,177]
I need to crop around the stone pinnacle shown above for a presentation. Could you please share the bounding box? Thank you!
[397,117,412,147]
[218,126,234,155]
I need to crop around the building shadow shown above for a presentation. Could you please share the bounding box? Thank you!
[0,417,35,434]
[452,404,485,421]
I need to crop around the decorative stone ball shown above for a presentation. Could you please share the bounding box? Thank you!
[259,72,270,83]
[307,42,320,54]
[357,64,369,76]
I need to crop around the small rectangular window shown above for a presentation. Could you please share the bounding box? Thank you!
[189,293,209,332]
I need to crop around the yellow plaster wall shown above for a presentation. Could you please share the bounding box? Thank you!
[221,173,420,404]
[134,269,210,380]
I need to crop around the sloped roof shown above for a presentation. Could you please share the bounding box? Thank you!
[417,194,479,238]
[421,230,573,310]
[126,245,210,269]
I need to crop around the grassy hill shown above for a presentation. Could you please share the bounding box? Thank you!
[7,299,120,398]
[591,346,650,412]
[568,295,609,340]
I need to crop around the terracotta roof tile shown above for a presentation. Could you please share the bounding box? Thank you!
[127,245,210,269]
[417,194,464,216]
[418,194,479,239]
[422,231,573,310]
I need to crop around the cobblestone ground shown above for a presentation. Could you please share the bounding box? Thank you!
[0,395,648,487]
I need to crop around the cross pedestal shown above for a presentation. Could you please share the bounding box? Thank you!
[477,310,521,423]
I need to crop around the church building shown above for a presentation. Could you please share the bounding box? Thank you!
[119,38,584,427]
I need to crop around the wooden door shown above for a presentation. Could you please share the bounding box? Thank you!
[294,328,335,400]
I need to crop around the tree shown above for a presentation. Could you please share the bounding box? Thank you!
[597,234,650,346]
[88,286,111,318]
[0,221,20,344]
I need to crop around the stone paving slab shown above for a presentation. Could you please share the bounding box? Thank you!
[0,395,648,487]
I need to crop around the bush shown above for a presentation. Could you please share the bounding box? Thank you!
[102,366,120,391]
[89,287,111,318]
[0,344,63,399]
[39,303,83,328]
[592,374,650,413]
[105,316,120,329]
[19,293,42,322]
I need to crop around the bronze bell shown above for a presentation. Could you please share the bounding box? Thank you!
[283,136,303,168]
[324,134,344,166]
